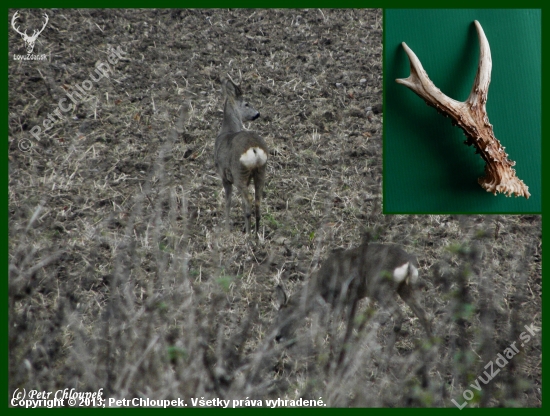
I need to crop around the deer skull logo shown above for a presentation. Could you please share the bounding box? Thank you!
[11,11,49,54]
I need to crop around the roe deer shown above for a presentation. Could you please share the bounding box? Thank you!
[215,78,268,235]
[274,239,432,343]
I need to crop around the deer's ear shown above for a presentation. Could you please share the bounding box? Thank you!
[221,78,230,97]
[230,81,242,98]
[275,285,288,308]
[221,78,240,99]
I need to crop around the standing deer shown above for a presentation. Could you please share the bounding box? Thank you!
[215,78,268,235]
[274,238,432,343]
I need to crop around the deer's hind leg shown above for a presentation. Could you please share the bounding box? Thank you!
[253,166,266,235]
[236,173,253,234]
[222,179,233,231]
[397,283,432,337]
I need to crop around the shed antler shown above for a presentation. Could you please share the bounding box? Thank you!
[396,20,530,199]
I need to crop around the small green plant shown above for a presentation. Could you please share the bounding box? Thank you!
[167,346,188,363]
[156,301,168,313]
[216,275,233,292]
[264,213,280,229]
[447,243,470,255]
[453,302,475,321]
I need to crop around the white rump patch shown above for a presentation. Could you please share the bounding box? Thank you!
[393,262,418,284]
[240,147,267,169]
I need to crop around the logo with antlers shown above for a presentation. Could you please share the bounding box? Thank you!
[11,11,49,54]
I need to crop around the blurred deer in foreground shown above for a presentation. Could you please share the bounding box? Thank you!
[274,236,432,343]
[215,78,268,235]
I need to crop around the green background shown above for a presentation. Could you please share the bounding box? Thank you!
[384,9,541,213]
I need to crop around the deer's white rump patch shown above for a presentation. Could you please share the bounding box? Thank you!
[240,147,267,169]
[393,262,418,284]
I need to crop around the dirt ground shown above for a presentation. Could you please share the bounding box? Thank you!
[9,9,540,407]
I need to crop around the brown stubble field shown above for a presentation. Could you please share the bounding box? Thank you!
[9,9,540,407]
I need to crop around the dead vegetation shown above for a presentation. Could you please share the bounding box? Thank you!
[9,9,540,407]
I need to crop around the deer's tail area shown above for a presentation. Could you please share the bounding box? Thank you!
[240,146,267,169]
[393,262,419,285]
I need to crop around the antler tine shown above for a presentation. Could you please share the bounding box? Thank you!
[40,13,49,33]
[467,20,491,109]
[396,21,530,199]
[32,13,49,38]
[11,11,26,36]
[396,42,463,112]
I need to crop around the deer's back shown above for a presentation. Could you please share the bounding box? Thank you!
[313,243,418,304]
[362,243,418,275]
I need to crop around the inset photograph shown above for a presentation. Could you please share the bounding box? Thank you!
[385,9,540,213]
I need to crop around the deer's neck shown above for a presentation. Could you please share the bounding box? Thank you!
[220,100,243,135]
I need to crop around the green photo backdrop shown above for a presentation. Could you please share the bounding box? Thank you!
[384,9,541,213]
